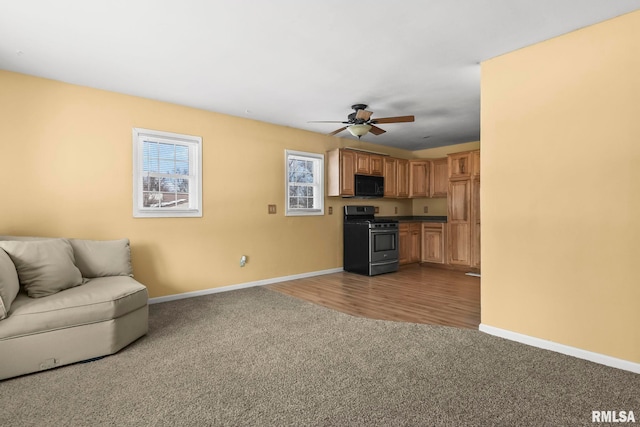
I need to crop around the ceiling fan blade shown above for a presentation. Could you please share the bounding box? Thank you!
[308,120,349,123]
[371,115,415,124]
[328,126,347,136]
[369,125,386,135]
[355,109,373,121]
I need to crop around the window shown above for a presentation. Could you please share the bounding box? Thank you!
[132,128,202,218]
[285,150,324,216]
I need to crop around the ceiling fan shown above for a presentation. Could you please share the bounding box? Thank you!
[309,104,415,139]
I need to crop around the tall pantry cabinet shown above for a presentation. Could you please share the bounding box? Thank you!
[447,150,480,270]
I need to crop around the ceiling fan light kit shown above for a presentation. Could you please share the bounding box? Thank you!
[347,124,372,138]
[310,104,414,139]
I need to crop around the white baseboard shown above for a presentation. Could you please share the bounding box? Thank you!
[479,324,640,374]
[148,267,344,305]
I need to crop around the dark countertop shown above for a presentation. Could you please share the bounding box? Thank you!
[378,216,447,223]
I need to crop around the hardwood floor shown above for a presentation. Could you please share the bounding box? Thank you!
[267,264,480,329]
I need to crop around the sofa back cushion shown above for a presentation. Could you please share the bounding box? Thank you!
[0,239,83,298]
[69,239,133,278]
[0,249,20,319]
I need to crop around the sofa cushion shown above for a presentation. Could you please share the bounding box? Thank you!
[0,249,20,320]
[69,238,133,278]
[0,276,148,340]
[0,239,83,298]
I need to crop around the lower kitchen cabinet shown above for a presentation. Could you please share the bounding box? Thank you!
[399,222,421,265]
[421,223,445,264]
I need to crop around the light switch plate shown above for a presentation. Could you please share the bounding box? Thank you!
[268,204,276,214]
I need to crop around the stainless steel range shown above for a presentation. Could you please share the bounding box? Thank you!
[343,205,399,276]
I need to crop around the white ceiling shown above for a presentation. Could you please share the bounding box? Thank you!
[1,1,639,151]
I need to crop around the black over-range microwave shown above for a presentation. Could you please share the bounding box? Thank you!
[354,174,384,198]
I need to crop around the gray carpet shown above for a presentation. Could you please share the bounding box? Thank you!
[1,287,638,426]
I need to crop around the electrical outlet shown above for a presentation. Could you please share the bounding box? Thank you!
[424,206,429,213]
[328,206,333,215]
[374,206,379,214]
[268,204,276,214]
[240,255,247,267]
[394,206,398,214]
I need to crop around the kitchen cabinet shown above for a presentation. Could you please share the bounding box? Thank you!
[327,149,355,196]
[396,158,410,198]
[447,149,480,270]
[355,152,371,175]
[471,150,480,177]
[398,223,410,265]
[447,179,471,266]
[448,151,472,180]
[421,223,446,264]
[328,149,387,197]
[370,154,384,176]
[354,152,384,176]
[429,158,448,198]
[399,222,421,265]
[409,160,430,198]
[383,157,397,197]
[471,176,481,269]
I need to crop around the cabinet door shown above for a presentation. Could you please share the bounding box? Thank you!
[422,224,445,264]
[340,150,356,196]
[409,160,429,198]
[471,177,481,269]
[448,223,471,266]
[448,152,472,180]
[471,150,480,177]
[355,152,370,175]
[448,179,471,266]
[398,223,410,265]
[396,159,409,198]
[383,158,397,197]
[370,155,384,176]
[449,180,470,222]
[429,158,448,198]
[410,223,422,263]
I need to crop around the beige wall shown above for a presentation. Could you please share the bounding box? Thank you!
[481,11,640,363]
[0,70,414,298]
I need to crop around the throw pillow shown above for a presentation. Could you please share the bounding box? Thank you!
[0,249,20,319]
[69,238,133,278]
[0,239,83,298]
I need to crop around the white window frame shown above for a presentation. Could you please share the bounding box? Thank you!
[132,127,202,218]
[285,150,325,216]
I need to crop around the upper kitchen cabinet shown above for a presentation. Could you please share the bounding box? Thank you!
[354,152,384,176]
[370,154,384,176]
[383,157,397,197]
[355,152,371,175]
[429,158,448,198]
[396,158,410,198]
[471,150,480,177]
[448,151,472,180]
[327,148,355,196]
[409,160,430,198]
[385,157,410,198]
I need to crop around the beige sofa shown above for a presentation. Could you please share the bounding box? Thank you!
[0,236,148,380]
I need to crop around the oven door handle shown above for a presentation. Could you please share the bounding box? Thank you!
[369,229,398,234]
